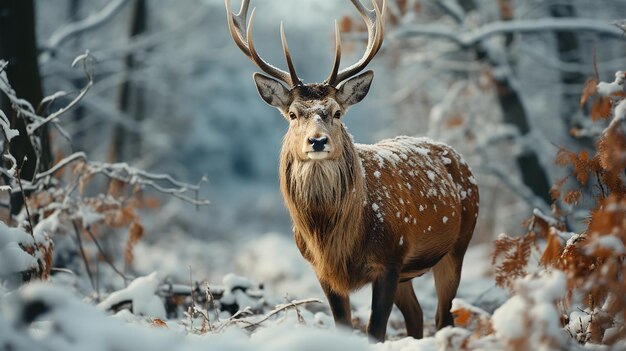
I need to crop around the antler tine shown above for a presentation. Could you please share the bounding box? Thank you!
[280,22,302,86]
[246,10,295,86]
[225,0,251,56]
[330,0,386,86]
[325,21,342,85]
[225,0,299,87]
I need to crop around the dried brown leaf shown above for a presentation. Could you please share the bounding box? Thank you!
[591,97,613,121]
[580,78,598,107]
[124,221,144,265]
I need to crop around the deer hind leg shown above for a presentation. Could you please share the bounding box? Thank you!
[432,252,464,329]
[394,281,423,339]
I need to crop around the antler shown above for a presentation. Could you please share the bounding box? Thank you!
[326,0,386,87]
[225,0,301,87]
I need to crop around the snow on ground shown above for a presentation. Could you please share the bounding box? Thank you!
[0,225,510,351]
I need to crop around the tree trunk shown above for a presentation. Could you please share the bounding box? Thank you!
[549,3,588,144]
[109,0,147,163]
[68,0,88,150]
[0,0,52,214]
[471,0,552,204]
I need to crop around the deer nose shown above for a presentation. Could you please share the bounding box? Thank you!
[308,136,328,152]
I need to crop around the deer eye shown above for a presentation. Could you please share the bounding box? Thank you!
[334,110,341,119]
[289,112,297,120]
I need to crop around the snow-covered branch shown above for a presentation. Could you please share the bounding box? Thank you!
[27,52,94,134]
[33,152,87,181]
[32,151,209,206]
[41,0,129,59]
[89,5,209,61]
[390,18,624,48]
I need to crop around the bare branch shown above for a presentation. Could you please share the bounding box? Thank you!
[84,225,130,283]
[71,220,98,296]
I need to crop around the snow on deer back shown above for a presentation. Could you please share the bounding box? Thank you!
[357,136,479,282]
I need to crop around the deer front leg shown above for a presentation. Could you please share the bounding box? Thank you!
[367,268,400,342]
[321,281,352,329]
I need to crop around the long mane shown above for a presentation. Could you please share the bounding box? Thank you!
[279,126,366,293]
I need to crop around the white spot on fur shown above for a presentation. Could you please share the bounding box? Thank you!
[415,147,430,156]
[427,170,436,182]
[443,216,448,224]
[399,236,404,246]
[373,170,381,178]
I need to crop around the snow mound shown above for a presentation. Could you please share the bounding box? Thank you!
[98,272,166,319]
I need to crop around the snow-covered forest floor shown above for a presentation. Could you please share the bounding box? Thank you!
[1,230,504,351]
[2,0,626,350]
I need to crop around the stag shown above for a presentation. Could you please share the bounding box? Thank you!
[225,0,479,341]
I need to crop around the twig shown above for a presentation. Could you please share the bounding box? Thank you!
[71,220,97,297]
[32,151,210,206]
[16,158,35,240]
[206,283,221,324]
[203,283,215,332]
[85,161,209,206]
[84,225,130,283]
[27,51,94,134]
[34,152,87,180]
[187,266,195,331]
[239,298,322,329]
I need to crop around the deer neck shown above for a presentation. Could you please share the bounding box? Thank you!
[279,130,365,242]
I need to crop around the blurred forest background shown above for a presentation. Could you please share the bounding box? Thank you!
[1,0,626,349]
[4,0,623,277]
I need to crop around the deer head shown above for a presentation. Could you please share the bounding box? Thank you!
[225,0,385,161]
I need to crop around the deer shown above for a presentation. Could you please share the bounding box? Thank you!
[225,0,479,342]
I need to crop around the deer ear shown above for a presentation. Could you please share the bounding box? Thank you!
[336,70,374,106]
[253,73,291,108]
